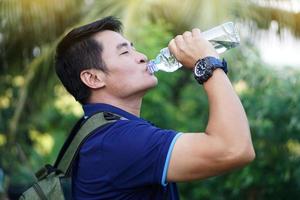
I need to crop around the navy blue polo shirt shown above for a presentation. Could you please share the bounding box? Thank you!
[72,103,182,200]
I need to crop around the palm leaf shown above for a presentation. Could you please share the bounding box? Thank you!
[0,0,84,143]
[235,0,300,37]
[0,0,83,72]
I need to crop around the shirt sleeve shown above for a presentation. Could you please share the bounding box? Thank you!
[100,120,182,188]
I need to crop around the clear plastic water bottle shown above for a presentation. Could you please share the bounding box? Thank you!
[147,22,240,73]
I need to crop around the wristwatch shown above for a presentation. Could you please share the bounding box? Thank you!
[194,56,228,84]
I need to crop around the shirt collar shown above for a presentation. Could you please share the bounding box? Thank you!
[82,103,142,121]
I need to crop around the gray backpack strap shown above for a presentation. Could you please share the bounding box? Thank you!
[57,112,118,175]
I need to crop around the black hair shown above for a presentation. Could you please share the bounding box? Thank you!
[55,16,122,104]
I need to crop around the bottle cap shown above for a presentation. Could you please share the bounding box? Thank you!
[147,60,158,74]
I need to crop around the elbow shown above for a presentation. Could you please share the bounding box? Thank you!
[234,141,256,166]
[248,143,256,161]
[241,145,256,164]
[222,135,255,168]
[230,128,255,166]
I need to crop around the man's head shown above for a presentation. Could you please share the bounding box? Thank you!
[55,16,157,104]
[55,16,121,104]
[55,17,157,104]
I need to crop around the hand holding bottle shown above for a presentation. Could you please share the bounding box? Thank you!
[147,22,240,73]
[168,28,219,69]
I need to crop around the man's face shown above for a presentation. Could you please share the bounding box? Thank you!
[94,30,158,99]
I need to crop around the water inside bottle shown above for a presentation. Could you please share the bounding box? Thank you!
[153,49,182,72]
[210,40,239,54]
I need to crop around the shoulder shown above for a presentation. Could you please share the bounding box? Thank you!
[82,119,180,152]
[111,120,178,137]
[107,119,180,142]
[107,119,178,135]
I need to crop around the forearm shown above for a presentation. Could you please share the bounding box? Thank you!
[204,69,253,155]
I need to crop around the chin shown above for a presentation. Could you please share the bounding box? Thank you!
[140,79,158,94]
[148,76,158,88]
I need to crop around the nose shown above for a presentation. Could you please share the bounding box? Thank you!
[136,52,148,64]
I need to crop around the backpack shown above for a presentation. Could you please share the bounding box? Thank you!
[19,112,122,200]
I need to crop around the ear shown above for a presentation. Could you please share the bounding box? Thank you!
[80,69,106,89]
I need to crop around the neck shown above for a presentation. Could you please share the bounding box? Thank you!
[88,93,143,117]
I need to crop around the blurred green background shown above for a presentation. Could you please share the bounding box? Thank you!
[1,0,300,199]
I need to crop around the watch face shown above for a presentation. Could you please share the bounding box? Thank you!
[194,60,206,77]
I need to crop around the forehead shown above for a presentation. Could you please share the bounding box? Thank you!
[93,30,128,52]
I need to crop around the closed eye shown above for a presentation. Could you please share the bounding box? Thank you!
[120,51,129,55]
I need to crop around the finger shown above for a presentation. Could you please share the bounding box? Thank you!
[192,28,201,37]
[174,35,185,50]
[183,31,192,39]
[168,39,178,55]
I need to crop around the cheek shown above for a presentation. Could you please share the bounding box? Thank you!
[105,73,134,95]
[115,73,140,90]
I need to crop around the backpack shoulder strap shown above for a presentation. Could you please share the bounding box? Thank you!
[56,112,121,175]
[53,117,85,169]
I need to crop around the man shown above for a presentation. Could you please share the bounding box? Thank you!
[55,16,255,199]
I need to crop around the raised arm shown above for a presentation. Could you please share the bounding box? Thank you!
[167,29,255,182]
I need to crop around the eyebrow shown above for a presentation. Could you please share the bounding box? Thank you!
[116,42,134,50]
